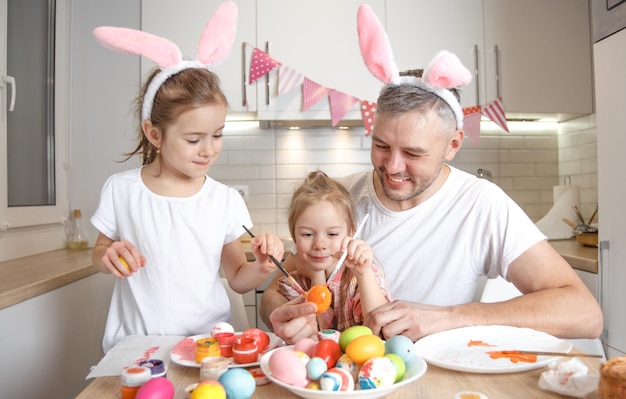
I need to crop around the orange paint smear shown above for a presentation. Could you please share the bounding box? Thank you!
[486,350,538,363]
[467,340,496,347]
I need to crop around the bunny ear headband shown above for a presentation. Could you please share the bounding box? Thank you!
[357,4,472,129]
[93,1,238,122]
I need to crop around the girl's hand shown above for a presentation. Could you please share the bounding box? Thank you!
[103,239,145,278]
[340,238,374,277]
[250,233,284,273]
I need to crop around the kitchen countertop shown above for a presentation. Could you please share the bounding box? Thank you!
[549,238,598,274]
[0,248,97,310]
[0,238,596,311]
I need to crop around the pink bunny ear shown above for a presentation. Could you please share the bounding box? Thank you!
[197,1,238,65]
[93,27,182,69]
[357,4,398,84]
[422,50,472,89]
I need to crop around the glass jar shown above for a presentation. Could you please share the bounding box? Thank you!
[66,209,89,249]
[139,359,166,379]
[195,337,220,363]
[121,366,151,399]
[232,337,258,364]
[200,356,228,381]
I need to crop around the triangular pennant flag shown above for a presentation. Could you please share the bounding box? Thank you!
[481,97,509,133]
[361,100,377,137]
[302,78,331,112]
[278,65,304,96]
[329,90,359,126]
[463,105,482,147]
[249,47,281,85]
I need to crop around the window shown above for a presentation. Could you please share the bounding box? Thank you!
[1,0,68,230]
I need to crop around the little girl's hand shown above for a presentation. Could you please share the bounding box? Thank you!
[251,233,284,271]
[341,238,373,277]
[104,240,145,278]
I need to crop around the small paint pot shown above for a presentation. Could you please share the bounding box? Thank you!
[195,337,220,363]
[139,359,166,378]
[200,355,228,381]
[214,332,236,357]
[232,337,258,364]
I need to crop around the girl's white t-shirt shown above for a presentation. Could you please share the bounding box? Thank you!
[339,166,546,306]
[91,168,252,352]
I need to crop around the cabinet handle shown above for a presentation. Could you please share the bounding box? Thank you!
[241,42,247,108]
[265,41,270,106]
[1,75,16,111]
[473,44,480,105]
[494,44,501,99]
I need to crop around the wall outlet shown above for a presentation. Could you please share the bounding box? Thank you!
[231,185,249,202]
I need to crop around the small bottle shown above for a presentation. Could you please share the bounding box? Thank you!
[121,366,151,399]
[66,209,89,249]
[139,359,166,379]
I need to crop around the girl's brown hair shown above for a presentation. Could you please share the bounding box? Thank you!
[124,67,228,164]
[288,170,357,327]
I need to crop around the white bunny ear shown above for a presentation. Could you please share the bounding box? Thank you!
[197,1,238,65]
[357,4,399,84]
[93,27,182,69]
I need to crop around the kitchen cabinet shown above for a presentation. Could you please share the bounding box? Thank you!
[141,0,257,113]
[255,0,385,121]
[595,28,626,358]
[386,0,593,118]
[386,0,485,109]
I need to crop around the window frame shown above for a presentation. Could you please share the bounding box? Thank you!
[0,0,68,230]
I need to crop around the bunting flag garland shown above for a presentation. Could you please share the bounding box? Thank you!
[481,97,510,133]
[246,46,512,140]
[361,100,377,137]
[462,105,482,147]
[249,47,281,85]
[302,78,331,112]
[278,65,304,96]
[329,90,359,126]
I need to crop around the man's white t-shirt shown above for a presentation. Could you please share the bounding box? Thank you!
[338,166,546,306]
[91,168,252,352]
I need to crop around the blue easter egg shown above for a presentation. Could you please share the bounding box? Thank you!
[306,356,328,380]
[218,368,255,399]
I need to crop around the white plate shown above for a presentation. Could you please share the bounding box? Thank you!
[413,325,572,373]
[259,346,427,399]
[170,332,284,368]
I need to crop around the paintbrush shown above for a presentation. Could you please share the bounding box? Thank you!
[326,214,370,284]
[588,205,598,225]
[573,205,586,225]
[242,225,304,295]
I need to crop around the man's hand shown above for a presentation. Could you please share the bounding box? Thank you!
[269,296,319,344]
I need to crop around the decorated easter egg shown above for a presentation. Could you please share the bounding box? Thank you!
[346,334,385,365]
[358,357,397,390]
[135,377,174,399]
[384,335,415,364]
[218,368,256,399]
[211,322,235,336]
[306,381,321,390]
[268,348,308,387]
[306,356,328,380]
[190,380,226,399]
[384,353,406,382]
[313,339,342,369]
[319,367,355,391]
[338,325,373,352]
[293,337,317,357]
[293,350,311,365]
[242,328,271,352]
[335,354,359,381]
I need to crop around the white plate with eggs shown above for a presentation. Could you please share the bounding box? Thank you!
[259,346,427,399]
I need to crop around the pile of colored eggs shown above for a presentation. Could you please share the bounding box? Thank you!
[267,326,416,392]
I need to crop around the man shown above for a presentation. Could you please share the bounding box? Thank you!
[260,7,602,343]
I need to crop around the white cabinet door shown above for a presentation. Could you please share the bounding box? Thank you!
[595,28,626,357]
[386,0,485,109]
[482,0,592,116]
[141,0,256,113]
[255,0,385,121]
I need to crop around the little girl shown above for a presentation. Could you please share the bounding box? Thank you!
[90,2,283,352]
[278,171,391,331]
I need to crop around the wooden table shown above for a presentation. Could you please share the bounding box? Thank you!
[77,352,602,398]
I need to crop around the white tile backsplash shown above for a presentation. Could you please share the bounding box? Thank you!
[213,116,597,236]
